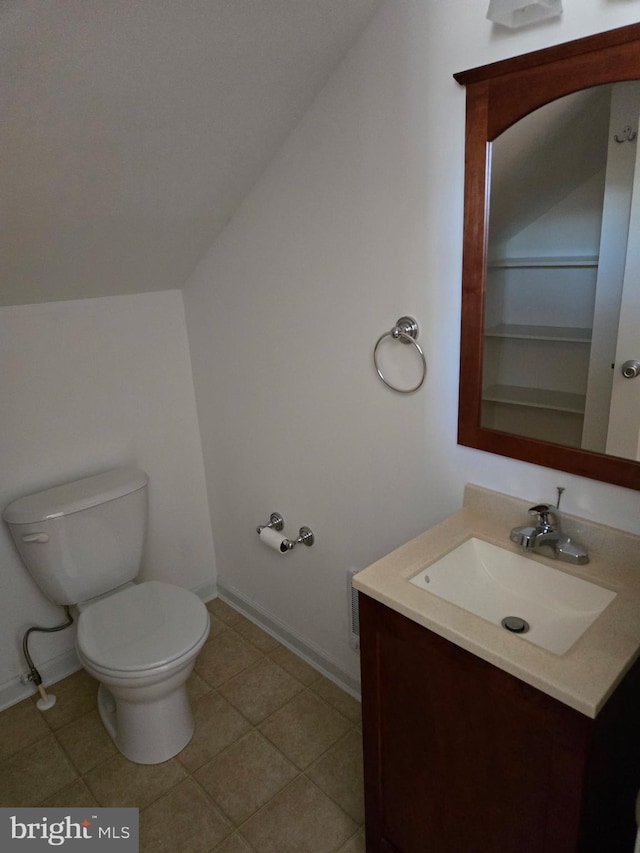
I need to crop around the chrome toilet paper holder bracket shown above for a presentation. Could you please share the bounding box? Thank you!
[256,513,315,550]
[286,526,314,549]
[256,512,285,534]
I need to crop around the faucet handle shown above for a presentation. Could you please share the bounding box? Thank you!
[528,503,558,531]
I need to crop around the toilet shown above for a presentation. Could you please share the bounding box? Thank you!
[3,467,210,764]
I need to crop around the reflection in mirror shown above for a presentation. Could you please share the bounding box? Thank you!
[483,82,640,461]
[454,23,640,490]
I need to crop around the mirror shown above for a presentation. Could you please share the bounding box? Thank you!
[454,23,640,491]
[486,81,640,455]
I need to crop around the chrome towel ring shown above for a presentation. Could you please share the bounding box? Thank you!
[373,316,427,394]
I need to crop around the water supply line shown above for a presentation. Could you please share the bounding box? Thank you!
[22,606,74,710]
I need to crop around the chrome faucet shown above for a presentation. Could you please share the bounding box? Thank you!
[510,503,589,564]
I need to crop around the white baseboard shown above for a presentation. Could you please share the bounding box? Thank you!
[192,579,218,604]
[217,583,361,700]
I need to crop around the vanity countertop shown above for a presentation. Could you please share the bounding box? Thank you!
[353,484,640,718]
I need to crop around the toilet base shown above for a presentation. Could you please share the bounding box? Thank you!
[97,679,195,765]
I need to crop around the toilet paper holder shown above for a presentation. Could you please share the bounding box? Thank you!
[256,512,315,550]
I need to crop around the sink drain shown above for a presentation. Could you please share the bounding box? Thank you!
[501,616,530,634]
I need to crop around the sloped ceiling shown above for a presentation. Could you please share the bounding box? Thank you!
[488,86,611,248]
[1,0,384,306]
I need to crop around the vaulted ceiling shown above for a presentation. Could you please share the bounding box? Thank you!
[1,0,384,306]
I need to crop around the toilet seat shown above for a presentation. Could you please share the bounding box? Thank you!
[76,580,210,678]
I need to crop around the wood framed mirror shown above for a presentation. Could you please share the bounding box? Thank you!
[455,23,640,491]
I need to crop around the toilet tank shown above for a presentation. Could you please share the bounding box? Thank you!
[3,468,149,605]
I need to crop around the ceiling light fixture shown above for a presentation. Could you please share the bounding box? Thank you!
[486,0,563,28]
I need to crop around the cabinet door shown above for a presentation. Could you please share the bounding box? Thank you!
[360,595,591,853]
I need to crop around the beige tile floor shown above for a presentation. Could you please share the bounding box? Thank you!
[0,599,365,853]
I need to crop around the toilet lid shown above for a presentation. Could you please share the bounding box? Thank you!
[77,581,210,674]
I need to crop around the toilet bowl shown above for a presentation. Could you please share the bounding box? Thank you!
[76,580,210,764]
[3,467,211,765]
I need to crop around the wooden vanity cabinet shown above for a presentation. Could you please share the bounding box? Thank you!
[359,593,640,853]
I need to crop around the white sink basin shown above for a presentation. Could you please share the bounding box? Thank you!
[409,538,616,654]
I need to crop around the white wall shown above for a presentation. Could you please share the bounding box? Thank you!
[183,0,640,689]
[0,290,216,707]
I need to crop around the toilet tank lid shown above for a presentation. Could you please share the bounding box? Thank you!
[3,468,148,524]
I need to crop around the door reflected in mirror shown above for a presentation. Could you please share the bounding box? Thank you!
[483,82,640,462]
